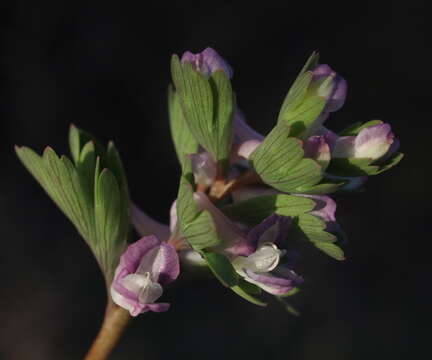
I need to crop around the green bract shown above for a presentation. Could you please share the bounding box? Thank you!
[223,194,345,261]
[249,123,324,193]
[176,171,221,250]
[16,125,130,284]
[168,85,199,170]
[277,52,327,137]
[171,55,235,174]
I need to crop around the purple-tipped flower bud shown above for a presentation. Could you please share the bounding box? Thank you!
[311,64,347,113]
[189,152,217,187]
[181,47,233,78]
[333,123,396,160]
[111,236,180,316]
[304,135,331,169]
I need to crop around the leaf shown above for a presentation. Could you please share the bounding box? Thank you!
[290,214,345,260]
[278,72,313,123]
[223,194,316,225]
[41,148,93,240]
[293,182,345,195]
[171,57,215,155]
[250,124,323,193]
[282,95,326,137]
[202,252,238,287]
[76,141,97,207]
[171,56,234,165]
[339,120,384,136]
[209,70,234,164]
[176,174,221,250]
[314,242,345,260]
[168,85,199,169]
[94,169,124,273]
[15,146,48,188]
[375,152,404,174]
[294,214,336,243]
[182,210,221,250]
[68,124,106,165]
[231,283,267,307]
[327,157,378,176]
[278,52,323,134]
[105,141,130,239]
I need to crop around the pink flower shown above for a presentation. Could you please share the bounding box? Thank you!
[110,236,180,316]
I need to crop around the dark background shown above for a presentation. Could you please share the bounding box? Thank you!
[0,1,429,359]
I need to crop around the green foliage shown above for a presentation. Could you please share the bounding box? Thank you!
[171,55,234,171]
[277,52,326,137]
[176,173,222,250]
[249,123,323,193]
[202,252,238,287]
[16,125,130,283]
[291,214,345,260]
[222,192,343,260]
[223,194,316,225]
[231,281,267,307]
[203,252,267,306]
[168,85,199,170]
[294,182,345,195]
[328,152,404,176]
[339,120,383,136]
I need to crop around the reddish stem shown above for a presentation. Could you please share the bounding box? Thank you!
[83,299,131,360]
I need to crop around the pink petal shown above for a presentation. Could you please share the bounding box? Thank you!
[131,203,170,241]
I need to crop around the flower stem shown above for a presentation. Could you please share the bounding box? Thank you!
[83,299,131,360]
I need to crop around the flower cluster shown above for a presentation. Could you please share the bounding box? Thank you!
[109,47,402,315]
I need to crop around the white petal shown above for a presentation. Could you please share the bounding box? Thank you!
[233,243,281,274]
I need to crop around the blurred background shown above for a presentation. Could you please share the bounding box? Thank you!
[0,1,429,359]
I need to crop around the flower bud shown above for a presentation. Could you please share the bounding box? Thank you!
[111,236,180,316]
[333,123,396,160]
[181,47,233,78]
[189,152,217,188]
[311,64,347,113]
[303,135,331,169]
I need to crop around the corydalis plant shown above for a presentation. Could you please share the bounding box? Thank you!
[16,47,403,360]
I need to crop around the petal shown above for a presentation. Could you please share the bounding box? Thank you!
[332,136,356,158]
[233,243,282,274]
[145,303,171,312]
[121,273,163,304]
[354,123,394,160]
[179,249,207,266]
[135,242,180,285]
[233,109,264,143]
[202,47,233,78]
[304,135,331,169]
[189,152,217,187]
[236,139,262,159]
[181,47,233,78]
[193,191,252,256]
[118,235,161,274]
[169,200,178,233]
[312,64,333,78]
[314,126,338,151]
[243,269,296,295]
[247,214,292,248]
[296,194,336,223]
[327,76,347,112]
[131,203,170,241]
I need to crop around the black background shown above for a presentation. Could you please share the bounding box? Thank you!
[0,1,429,359]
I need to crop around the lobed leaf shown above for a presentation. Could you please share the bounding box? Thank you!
[250,124,323,193]
[223,194,316,225]
[171,55,234,167]
[168,85,199,169]
[202,252,238,287]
